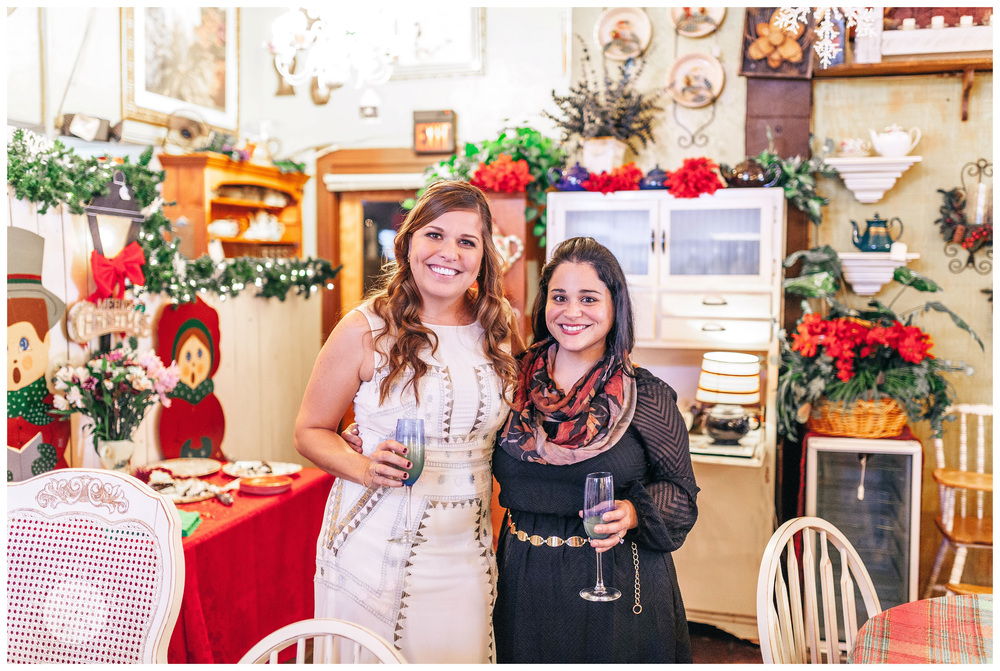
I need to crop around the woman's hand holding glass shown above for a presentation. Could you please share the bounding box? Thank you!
[346,423,414,489]
[581,498,638,554]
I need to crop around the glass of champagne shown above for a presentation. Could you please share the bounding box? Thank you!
[580,471,621,601]
[388,418,425,544]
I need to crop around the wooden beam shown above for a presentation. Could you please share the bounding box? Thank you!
[813,56,992,78]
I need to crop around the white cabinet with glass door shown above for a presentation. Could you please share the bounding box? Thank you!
[547,188,787,641]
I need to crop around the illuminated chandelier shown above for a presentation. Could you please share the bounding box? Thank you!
[775,7,879,68]
[264,7,397,95]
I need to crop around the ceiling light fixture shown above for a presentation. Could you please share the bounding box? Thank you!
[263,7,397,96]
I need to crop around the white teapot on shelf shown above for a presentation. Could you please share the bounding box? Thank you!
[869,124,921,157]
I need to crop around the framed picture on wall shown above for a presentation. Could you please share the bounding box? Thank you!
[390,7,485,80]
[739,7,815,79]
[121,7,239,133]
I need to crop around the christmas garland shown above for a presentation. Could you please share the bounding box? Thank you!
[7,128,340,303]
[936,187,993,252]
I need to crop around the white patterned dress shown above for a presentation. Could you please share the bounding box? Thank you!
[313,305,509,663]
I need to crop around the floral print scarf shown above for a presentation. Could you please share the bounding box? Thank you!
[498,338,636,465]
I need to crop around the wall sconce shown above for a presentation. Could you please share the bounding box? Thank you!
[413,110,457,155]
[695,351,762,445]
[936,158,993,274]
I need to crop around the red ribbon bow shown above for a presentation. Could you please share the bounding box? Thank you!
[88,241,146,302]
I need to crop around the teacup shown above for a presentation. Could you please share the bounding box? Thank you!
[839,138,872,157]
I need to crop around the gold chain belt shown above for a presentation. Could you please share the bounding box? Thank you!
[507,512,643,613]
[506,512,590,548]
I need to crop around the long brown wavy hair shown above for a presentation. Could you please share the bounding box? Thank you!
[367,180,519,404]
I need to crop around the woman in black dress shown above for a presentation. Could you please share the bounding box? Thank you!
[493,237,699,663]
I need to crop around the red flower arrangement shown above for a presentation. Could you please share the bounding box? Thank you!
[665,157,725,198]
[470,153,535,193]
[777,247,983,441]
[791,313,934,384]
[582,162,644,194]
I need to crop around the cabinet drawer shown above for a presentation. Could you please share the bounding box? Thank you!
[660,292,773,320]
[658,317,774,349]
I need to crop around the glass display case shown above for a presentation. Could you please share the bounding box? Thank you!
[805,434,922,621]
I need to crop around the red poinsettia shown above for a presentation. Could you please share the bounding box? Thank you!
[665,157,725,198]
[582,162,644,194]
[470,154,535,193]
[791,314,934,383]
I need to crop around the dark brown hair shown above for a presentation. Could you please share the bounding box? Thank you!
[368,180,519,403]
[531,236,635,372]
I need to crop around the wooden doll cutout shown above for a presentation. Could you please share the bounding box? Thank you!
[155,297,227,461]
[7,228,71,481]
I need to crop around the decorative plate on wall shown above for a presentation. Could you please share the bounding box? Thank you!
[667,52,726,108]
[669,7,727,38]
[594,7,653,60]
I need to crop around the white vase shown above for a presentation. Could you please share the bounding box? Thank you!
[582,137,628,174]
[97,439,135,472]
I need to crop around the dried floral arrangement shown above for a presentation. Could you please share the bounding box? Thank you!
[544,37,664,154]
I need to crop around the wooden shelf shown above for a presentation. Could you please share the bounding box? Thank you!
[216,237,298,246]
[814,56,992,78]
[211,197,286,210]
[160,153,310,260]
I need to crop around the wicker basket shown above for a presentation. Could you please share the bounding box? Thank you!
[807,397,907,439]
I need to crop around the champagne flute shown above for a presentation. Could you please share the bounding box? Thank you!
[388,418,426,544]
[580,471,621,601]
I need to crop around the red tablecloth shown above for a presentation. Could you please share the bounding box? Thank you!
[167,467,334,663]
[849,594,993,663]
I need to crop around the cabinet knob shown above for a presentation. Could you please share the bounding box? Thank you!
[701,324,725,332]
[701,297,728,306]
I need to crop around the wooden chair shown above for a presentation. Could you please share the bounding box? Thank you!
[756,517,882,664]
[238,618,406,664]
[6,468,184,664]
[924,404,993,598]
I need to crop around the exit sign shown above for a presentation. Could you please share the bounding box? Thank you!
[413,110,456,154]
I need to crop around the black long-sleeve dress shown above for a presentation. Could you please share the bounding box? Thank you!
[493,367,699,663]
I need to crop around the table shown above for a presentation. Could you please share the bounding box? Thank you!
[166,467,334,663]
[849,594,993,664]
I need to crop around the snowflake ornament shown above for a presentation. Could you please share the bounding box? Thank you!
[775,7,879,68]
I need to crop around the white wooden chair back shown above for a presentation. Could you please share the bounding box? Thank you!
[933,404,993,530]
[238,618,406,664]
[6,468,184,664]
[756,516,882,664]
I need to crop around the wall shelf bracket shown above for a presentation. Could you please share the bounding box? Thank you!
[824,156,923,204]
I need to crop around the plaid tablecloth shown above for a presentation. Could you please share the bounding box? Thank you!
[849,594,993,663]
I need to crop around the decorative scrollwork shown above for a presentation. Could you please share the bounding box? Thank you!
[961,158,993,193]
[36,475,130,513]
[673,102,716,149]
[937,158,992,274]
[944,242,993,275]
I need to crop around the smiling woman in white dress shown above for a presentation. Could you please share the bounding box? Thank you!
[294,181,520,663]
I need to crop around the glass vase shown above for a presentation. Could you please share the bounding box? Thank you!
[97,439,135,472]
